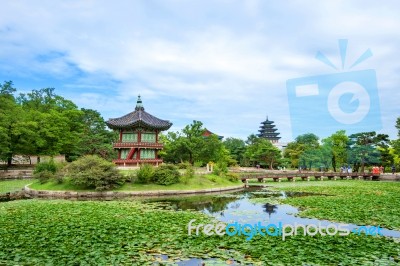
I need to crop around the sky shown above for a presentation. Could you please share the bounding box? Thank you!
[1,0,399,142]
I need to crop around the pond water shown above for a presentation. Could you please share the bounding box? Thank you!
[150,186,400,238]
[149,186,400,265]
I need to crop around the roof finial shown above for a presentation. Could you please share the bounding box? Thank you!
[135,95,144,110]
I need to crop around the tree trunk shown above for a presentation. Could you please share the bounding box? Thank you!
[37,156,41,163]
[7,157,12,167]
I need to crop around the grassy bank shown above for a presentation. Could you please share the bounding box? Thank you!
[0,179,33,193]
[269,180,400,230]
[0,199,399,265]
[29,174,242,192]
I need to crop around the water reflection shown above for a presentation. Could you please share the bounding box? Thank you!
[151,187,400,238]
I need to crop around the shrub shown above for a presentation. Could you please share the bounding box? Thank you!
[136,164,155,184]
[34,160,58,174]
[33,160,58,184]
[213,161,228,176]
[66,155,126,191]
[34,170,55,184]
[177,161,192,169]
[180,165,195,184]
[193,161,203,167]
[152,164,180,185]
[225,172,240,182]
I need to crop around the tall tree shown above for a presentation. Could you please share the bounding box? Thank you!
[322,130,349,171]
[223,137,246,165]
[245,138,281,169]
[348,132,390,172]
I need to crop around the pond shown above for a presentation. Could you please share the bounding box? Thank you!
[148,186,400,265]
[149,186,400,238]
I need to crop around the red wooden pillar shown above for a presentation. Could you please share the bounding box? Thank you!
[138,131,141,143]
[118,149,121,159]
[156,131,158,143]
[119,129,123,142]
[137,148,140,159]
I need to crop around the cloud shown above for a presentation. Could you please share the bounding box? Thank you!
[1,0,400,141]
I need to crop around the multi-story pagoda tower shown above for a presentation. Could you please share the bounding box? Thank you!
[257,116,281,143]
[106,96,172,166]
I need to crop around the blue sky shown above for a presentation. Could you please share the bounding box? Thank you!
[1,0,399,142]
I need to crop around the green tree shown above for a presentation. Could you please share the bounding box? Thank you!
[17,88,84,161]
[283,133,320,169]
[72,108,116,161]
[161,121,230,165]
[0,81,37,166]
[322,130,349,171]
[245,138,281,169]
[348,132,390,172]
[223,137,246,165]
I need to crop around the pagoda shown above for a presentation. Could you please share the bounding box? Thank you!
[106,96,172,166]
[257,116,281,143]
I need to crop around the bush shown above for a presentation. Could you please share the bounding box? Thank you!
[225,172,240,182]
[34,160,58,174]
[177,161,192,169]
[34,170,55,184]
[180,165,195,184]
[136,164,155,184]
[152,164,180,185]
[33,160,58,184]
[66,155,126,191]
[213,161,228,176]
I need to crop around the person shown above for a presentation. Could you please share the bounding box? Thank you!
[348,166,352,173]
[379,165,384,174]
[392,165,396,174]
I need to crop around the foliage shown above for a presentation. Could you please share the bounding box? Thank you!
[161,121,232,166]
[70,108,116,161]
[135,163,155,184]
[223,137,246,165]
[348,132,389,172]
[271,180,400,230]
[152,164,181,185]
[212,161,228,176]
[244,137,281,169]
[0,196,399,264]
[66,155,126,191]
[34,160,58,174]
[225,172,240,182]
[33,160,58,184]
[34,170,55,184]
[180,164,195,184]
[321,130,349,171]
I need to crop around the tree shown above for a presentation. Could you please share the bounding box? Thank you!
[0,81,36,166]
[348,132,390,172]
[71,108,116,161]
[283,133,320,169]
[17,88,85,161]
[245,138,281,169]
[223,137,246,165]
[322,130,349,171]
[161,120,230,165]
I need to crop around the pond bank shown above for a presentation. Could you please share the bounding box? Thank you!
[23,184,244,199]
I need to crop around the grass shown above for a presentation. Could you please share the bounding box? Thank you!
[0,199,399,265]
[268,180,400,230]
[28,174,242,192]
[0,179,33,193]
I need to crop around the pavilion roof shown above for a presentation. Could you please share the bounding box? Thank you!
[106,95,172,131]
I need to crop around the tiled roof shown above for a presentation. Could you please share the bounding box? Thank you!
[106,109,172,130]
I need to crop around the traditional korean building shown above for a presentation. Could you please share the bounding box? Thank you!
[202,128,224,140]
[257,116,281,143]
[106,96,172,166]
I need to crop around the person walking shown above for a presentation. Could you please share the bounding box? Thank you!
[379,165,384,174]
